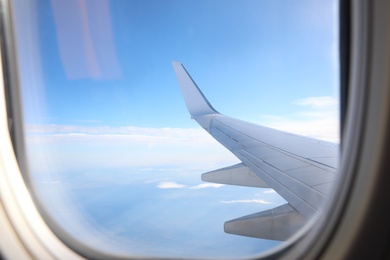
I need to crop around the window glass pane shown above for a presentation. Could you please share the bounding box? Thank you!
[13,0,339,258]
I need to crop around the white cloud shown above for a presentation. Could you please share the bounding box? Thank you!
[294,96,338,108]
[24,124,238,173]
[259,96,339,142]
[220,199,271,204]
[156,182,186,189]
[262,189,276,194]
[155,182,225,190]
[189,183,224,190]
[144,178,168,184]
[25,124,218,146]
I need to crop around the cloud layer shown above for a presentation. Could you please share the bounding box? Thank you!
[220,199,271,204]
[156,182,186,189]
[25,124,238,173]
[155,181,225,190]
[25,96,339,174]
[294,96,337,108]
[259,96,339,142]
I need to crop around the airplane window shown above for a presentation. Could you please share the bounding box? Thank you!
[10,0,339,258]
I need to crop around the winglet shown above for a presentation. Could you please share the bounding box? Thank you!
[172,62,219,117]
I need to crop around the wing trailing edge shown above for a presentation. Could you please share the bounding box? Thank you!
[224,204,306,241]
[201,163,270,188]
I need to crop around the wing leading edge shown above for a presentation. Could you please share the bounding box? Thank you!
[172,62,339,241]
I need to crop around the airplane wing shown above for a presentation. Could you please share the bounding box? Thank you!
[172,62,339,241]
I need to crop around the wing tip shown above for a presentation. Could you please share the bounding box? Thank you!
[171,60,182,66]
[172,62,219,117]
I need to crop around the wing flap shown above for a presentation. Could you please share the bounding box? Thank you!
[201,163,270,188]
[224,204,306,241]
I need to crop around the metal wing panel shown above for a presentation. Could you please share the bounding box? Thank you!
[212,116,338,168]
[208,115,336,218]
[238,149,321,218]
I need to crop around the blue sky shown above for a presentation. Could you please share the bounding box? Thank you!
[14,0,338,258]
[16,0,338,132]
